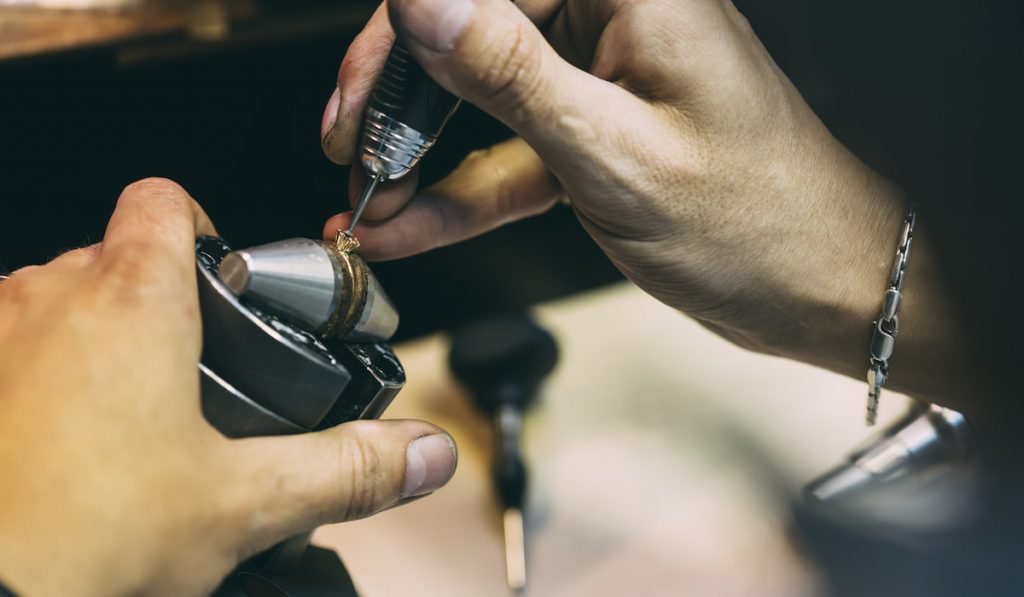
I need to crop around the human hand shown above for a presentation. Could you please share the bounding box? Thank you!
[321,0,970,406]
[0,179,457,595]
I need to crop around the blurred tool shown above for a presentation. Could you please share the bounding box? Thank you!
[347,35,463,232]
[449,315,559,593]
[806,403,974,504]
[218,237,399,343]
[797,404,985,597]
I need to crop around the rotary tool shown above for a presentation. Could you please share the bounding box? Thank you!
[346,38,463,233]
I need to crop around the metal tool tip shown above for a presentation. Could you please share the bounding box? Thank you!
[346,172,386,235]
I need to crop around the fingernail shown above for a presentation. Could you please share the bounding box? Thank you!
[403,433,457,498]
[321,87,341,141]
[391,0,475,52]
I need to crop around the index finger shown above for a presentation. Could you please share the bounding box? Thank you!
[101,178,217,276]
[322,2,396,165]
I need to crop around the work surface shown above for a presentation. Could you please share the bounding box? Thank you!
[0,1,373,64]
[316,283,910,597]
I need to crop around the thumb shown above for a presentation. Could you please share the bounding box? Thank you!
[388,0,615,160]
[230,420,457,546]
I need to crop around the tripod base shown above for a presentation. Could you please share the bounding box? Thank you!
[213,546,359,597]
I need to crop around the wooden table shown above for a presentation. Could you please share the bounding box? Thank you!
[315,282,911,596]
[0,1,373,65]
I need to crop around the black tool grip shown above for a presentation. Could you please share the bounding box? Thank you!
[368,42,461,138]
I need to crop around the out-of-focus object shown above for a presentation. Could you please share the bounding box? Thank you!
[218,237,399,344]
[449,315,559,593]
[0,2,376,65]
[186,0,228,40]
[0,0,137,8]
[796,405,996,597]
[806,403,974,509]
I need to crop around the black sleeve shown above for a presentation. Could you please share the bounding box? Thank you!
[0,579,18,597]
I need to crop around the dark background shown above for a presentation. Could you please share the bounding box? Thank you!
[1,0,1022,373]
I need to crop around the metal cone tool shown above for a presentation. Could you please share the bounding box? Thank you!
[218,238,399,343]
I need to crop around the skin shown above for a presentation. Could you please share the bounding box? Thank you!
[0,179,456,596]
[321,0,974,409]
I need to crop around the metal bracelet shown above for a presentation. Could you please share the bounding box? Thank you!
[866,206,917,425]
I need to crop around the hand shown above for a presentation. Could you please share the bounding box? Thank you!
[321,0,971,407]
[0,179,457,596]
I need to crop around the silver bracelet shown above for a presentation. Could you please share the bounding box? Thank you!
[866,206,918,425]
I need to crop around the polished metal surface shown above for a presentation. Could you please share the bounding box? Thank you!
[197,238,351,428]
[865,207,917,425]
[220,238,341,335]
[349,267,400,343]
[360,108,436,180]
[199,363,308,438]
[806,404,973,503]
[346,172,384,235]
[221,238,399,343]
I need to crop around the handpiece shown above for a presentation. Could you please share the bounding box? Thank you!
[348,41,463,232]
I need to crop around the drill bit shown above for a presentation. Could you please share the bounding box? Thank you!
[346,172,385,235]
[503,507,527,592]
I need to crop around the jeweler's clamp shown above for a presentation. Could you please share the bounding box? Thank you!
[195,236,405,596]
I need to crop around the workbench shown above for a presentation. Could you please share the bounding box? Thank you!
[0,1,374,65]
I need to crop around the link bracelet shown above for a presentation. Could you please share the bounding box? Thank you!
[866,206,918,425]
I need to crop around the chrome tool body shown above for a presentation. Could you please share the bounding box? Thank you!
[348,41,462,231]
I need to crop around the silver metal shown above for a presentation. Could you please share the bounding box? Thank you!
[199,363,308,438]
[198,242,351,428]
[220,238,399,343]
[882,288,902,320]
[0,274,8,282]
[346,172,385,234]
[865,206,917,425]
[220,239,341,334]
[351,268,400,343]
[870,318,897,362]
[806,404,973,503]
[360,108,436,181]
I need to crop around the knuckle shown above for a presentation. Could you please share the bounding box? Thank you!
[96,242,177,299]
[0,270,36,306]
[123,177,187,199]
[118,178,194,223]
[473,23,543,114]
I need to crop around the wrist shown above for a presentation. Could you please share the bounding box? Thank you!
[758,147,973,408]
